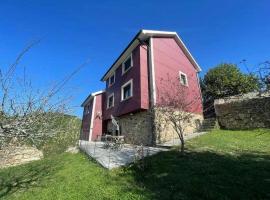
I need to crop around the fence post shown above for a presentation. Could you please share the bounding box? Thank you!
[108,148,111,169]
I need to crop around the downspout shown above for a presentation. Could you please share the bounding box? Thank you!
[148,37,157,106]
[148,37,157,145]
[89,95,97,142]
[138,37,157,145]
[138,37,156,106]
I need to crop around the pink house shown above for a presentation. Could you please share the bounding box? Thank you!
[81,30,203,145]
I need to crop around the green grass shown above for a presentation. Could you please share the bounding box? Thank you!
[1,129,270,200]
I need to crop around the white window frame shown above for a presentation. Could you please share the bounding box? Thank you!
[179,71,188,86]
[108,72,115,87]
[122,54,133,75]
[107,93,114,109]
[84,105,90,115]
[83,106,87,115]
[121,79,133,101]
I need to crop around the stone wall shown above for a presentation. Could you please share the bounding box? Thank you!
[214,92,270,129]
[154,110,204,143]
[107,110,203,145]
[107,111,153,145]
[0,146,43,168]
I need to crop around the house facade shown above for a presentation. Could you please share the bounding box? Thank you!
[81,30,203,145]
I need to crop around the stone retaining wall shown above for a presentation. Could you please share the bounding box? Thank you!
[214,92,270,129]
[0,146,43,168]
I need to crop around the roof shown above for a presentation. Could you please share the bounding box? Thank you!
[101,29,201,81]
[81,90,104,107]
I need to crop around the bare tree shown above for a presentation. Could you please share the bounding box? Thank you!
[257,61,270,92]
[155,75,202,154]
[0,41,87,150]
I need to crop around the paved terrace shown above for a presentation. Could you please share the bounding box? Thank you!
[79,141,168,169]
[79,132,207,169]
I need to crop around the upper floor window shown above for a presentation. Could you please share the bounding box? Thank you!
[107,93,114,109]
[179,71,188,86]
[84,105,90,115]
[122,54,133,75]
[108,73,115,87]
[121,79,133,101]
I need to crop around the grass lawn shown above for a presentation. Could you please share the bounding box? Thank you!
[1,129,270,200]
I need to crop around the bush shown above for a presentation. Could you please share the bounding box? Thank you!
[39,115,81,156]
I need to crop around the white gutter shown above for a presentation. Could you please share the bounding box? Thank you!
[89,95,97,142]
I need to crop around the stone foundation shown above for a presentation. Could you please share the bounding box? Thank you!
[107,110,203,145]
[0,146,43,168]
[154,109,204,143]
[107,111,153,145]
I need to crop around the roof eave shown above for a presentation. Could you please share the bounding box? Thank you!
[101,29,201,81]
[81,90,105,107]
[100,30,143,81]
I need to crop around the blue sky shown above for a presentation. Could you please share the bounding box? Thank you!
[0,0,269,117]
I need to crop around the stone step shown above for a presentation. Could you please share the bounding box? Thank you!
[198,118,218,132]
[201,126,215,129]
[203,120,216,123]
[202,122,216,125]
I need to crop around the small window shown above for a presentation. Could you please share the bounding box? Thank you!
[122,54,133,74]
[121,79,133,101]
[84,105,90,115]
[107,93,114,109]
[108,73,115,86]
[179,71,188,86]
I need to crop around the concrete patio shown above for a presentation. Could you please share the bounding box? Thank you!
[79,140,168,169]
[79,132,207,169]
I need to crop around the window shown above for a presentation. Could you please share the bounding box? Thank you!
[179,71,188,86]
[121,79,133,101]
[84,105,90,115]
[122,54,133,74]
[107,93,114,109]
[108,73,115,87]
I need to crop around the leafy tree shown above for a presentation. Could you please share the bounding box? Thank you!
[201,63,259,117]
[202,63,259,102]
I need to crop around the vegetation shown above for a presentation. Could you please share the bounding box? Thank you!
[154,75,202,153]
[201,63,259,117]
[257,61,270,91]
[39,114,81,156]
[1,129,269,200]
[0,42,86,153]
[201,63,259,101]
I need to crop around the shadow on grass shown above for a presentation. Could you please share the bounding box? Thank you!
[124,150,270,200]
[0,156,62,198]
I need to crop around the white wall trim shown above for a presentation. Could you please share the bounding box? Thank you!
[89,95,96,142]
[149,37,156,105]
